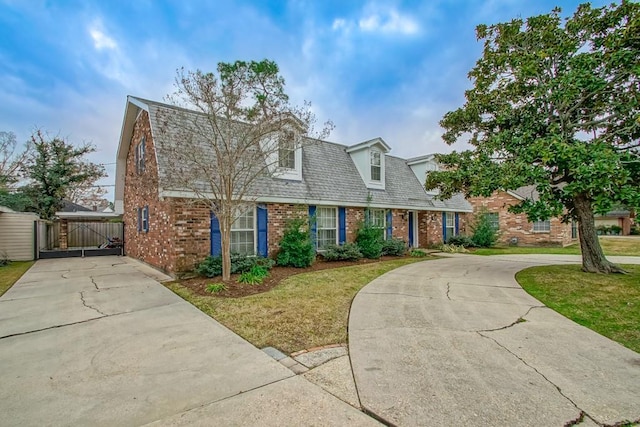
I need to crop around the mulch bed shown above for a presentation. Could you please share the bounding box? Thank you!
[178,256,414,298]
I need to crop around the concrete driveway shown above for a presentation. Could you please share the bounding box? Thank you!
[349,254,640,427]
[0,256,376,426]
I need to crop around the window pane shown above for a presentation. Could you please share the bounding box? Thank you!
[533,220,550,232]
[317,229,336,249]
[486,213,499,230]
[370,209,385,228]
[370,151,381,182]
[316,207,337,249]
[371,165,381,181]
[232,208,254,230]
[231,230,254,255]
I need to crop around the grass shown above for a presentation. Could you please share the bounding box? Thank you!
[165,257,425,354]
[0,261,35,297]
[473,236,640,256]
[517,264,640,353]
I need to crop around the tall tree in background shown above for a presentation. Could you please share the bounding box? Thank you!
[0,131,32,211]
[158,59,333,280]
[22,130,106,220]
[426,1,640,273]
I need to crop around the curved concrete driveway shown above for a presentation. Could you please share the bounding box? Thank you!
[349,254,640,427]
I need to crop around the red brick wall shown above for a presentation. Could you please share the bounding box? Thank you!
[123,111,179,273]
[266,203,309,255]
[468,192,575,246]
[346,207,364,243]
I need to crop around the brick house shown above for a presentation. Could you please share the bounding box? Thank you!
[468,186,577,246]
[114,96,472,275]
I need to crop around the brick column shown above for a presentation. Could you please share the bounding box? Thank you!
[59,219,68,250]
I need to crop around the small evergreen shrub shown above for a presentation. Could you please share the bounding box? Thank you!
[382,238,407,256]
[447,235,474,248]
[322,243,363,261]
[196,253,274,278]
[277,217,315,268]
[356,224,383,259]
[471,212,499,247]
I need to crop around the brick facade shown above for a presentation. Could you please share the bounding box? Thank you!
[123,112,471,275]
[468,192,575,246]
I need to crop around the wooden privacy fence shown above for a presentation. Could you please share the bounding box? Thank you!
[46,221,123,249]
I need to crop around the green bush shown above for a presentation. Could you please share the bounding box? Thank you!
[438,244,469,253]
[356,223,383,259]
[196,253,274,278]
[610,225,622,235]
[322,243,363,261]
[471,212,499,247]
[276,217,315,268]
[409,249,428,257]
[382,238,407,256]
[238,265,269,285]
[446,234,474,247]
[206,283,226,293]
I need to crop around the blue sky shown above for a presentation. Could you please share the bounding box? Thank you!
[0,0,608,201]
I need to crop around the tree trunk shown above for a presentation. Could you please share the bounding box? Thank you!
[221,215,232,281]
[574,194,626,274]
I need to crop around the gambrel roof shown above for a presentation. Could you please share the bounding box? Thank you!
[115,96,472,213]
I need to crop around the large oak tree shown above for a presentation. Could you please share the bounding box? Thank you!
[426,1,639,273]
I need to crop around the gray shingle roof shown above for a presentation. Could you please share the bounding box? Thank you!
[139,97,471,212]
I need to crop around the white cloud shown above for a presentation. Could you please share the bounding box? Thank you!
[358,9,419,35]
[89,21,117,50]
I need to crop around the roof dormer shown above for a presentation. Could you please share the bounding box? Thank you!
[264,125,304,181]
[407,154,439,195]
[346,137,391,190]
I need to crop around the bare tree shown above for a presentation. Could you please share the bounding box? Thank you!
[0,131,29,191]
[157,60,333,280]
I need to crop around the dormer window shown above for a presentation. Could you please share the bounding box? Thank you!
[278,131,296,170]
[370,151,381,182]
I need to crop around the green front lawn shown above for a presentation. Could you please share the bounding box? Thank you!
[517,264,640,353]
[166,257,425,354]
[473,236,640,257]
[0,261,34,297]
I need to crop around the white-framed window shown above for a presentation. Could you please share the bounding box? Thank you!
[445,212,456,239]
[136,137,145,174]
[532,220,550,232]
[370,150,381,182]
[486,212,499,230]
[278,130,296,169]
[316,207,337,249]
[369,208,386,239]
[138,206,149,233]
[231,208,255,255]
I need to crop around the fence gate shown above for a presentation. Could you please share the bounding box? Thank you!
[37,221,124,259]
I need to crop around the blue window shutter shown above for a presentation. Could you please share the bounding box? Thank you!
[442,212,447,242]
[144,205,149,232]
[408,212,414,247]
[141,137,146,172]
[257,205,268,257]
[338,207,346,245]
[210,211,222,256]
[137,208,141,232]
[308,205,317,247]
[386,209,392,239]
[455,213,459,235]
[364,208,370,225]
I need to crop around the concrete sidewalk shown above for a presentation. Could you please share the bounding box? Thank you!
[349,254,640,427]
[0,256,377,426]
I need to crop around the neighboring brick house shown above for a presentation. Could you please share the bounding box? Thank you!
[114,96,472,274]
[468,186,577,246]
[594,209,635,235]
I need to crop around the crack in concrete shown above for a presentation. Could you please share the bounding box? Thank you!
[79,291,108,316]
[90,276,100,291]
[478,332,599,426]
[564,411,585,426]
[445,282,451,300]
[603,418,640,427]
[361,291,433,300]
[477,306,545,333]
[0,316,105,341]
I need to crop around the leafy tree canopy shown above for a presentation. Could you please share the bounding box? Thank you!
[426,1,640,273]
[22,130,106,220]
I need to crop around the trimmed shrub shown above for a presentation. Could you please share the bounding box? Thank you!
[322,243,363,261]
[196,253,274,278]
[382,238,407,256]
[356,223,383,259]
[471,212,499,248]
[446,234,474,248]
[277,217,315,268]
